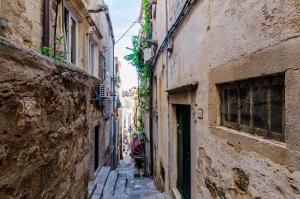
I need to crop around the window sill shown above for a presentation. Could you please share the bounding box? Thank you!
[210,126,288,165]
[217,126,286,148]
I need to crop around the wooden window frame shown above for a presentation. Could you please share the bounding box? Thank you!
[64,3,79,66]
[220,75,285,142]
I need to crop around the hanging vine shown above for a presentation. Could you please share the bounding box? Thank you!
[124,0,151,137]
[142,0,151,38]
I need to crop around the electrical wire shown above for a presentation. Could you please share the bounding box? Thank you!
[154,0,194,64]
[115,18,140,45]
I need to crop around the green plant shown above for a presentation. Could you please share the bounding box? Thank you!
[142,0,151,38]
[40,35,66,61]
[125,0,152,136]
[124,36,144,72]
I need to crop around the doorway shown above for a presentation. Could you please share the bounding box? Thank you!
[176,105,191,199]
[94,125,99,171]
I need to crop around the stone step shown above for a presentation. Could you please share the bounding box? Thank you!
[102,170,119,198]
[90,166,111,199]
[114,175,127,195]
[157,192,172,199]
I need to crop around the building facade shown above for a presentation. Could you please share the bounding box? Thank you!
[89,0,116,169]
[121,88,137,154]
[122,88,137,137]
[0,0,115,198]
[114,57,123,163]
[150,0,300,198]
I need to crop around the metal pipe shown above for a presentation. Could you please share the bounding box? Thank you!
[166,0,171,192]
[112,44,117,169]
[43,0,50,47]
[149,69,154,176]
[53,0,59,56]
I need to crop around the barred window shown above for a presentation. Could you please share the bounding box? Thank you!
[220,75,285,142]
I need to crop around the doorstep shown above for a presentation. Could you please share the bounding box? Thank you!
[171,188,183,199]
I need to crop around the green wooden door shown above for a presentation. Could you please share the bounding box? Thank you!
[176,105,191,199]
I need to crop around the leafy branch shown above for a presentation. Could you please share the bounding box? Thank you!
[40,35,66,61]
[124,0,152,136]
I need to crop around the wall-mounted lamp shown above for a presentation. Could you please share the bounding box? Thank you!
[167,37,174,57]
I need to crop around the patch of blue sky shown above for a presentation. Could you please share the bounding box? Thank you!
[106,0,140,90]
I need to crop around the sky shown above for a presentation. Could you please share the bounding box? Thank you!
[106,0,140,91]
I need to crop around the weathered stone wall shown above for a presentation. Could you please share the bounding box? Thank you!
[0,37,102,199]
[152,0,300,198]
[0,0,104,76]
[0,0,44,47]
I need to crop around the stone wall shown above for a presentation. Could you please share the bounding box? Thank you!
[0,0,104,75]
[151,0,300,198]
[0,0,48,48]
[0,37,102,198]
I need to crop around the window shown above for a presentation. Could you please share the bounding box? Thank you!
[89,38,99,77]
[64,6,78,65]
[220,75,285,142]
[160,163,165,183]
[89,40,95,75]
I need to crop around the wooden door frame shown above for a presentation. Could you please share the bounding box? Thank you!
[94,125,100,171]
[167,88,197,198]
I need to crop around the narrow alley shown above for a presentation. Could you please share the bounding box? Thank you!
[1,0,300,199]
[90,153,170,199]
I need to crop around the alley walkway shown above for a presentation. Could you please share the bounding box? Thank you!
[90,154,170,199]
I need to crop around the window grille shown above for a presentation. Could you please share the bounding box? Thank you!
[219,74,285,142]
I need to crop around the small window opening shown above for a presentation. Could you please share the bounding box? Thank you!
[160,163,165,183]
[220,74,285,142]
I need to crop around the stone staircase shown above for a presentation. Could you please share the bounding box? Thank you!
[89,155,171,199]
[88,166,111,199]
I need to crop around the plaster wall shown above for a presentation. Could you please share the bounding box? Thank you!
[152,0,300,198]
[153,54,171,192]
[91,0,114,93]
[90,1,115,157]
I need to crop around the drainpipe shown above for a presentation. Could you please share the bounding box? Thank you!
[149,69,154,176]
[112,45,117,169]
[165,0,171,193]
[53,0,59,56]
[43,0,50,47]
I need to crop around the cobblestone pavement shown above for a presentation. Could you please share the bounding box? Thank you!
[102,153,171,199]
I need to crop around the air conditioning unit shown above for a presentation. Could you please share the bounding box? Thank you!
[99,84,106,98]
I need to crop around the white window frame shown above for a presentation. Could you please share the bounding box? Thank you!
[64,2,79,66]
[89,39,95,75]
[89,37,100,77]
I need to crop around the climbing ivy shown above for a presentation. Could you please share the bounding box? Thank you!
[142,0,151,38]
[124,0,152,137]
